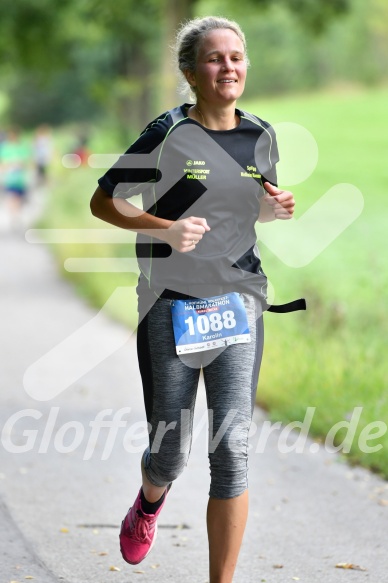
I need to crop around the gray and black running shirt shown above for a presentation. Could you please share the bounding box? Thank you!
[98,103,279,304]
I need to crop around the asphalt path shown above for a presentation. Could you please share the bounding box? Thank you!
[1,194,388,583]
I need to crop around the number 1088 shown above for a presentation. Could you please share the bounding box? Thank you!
[184,311,237,335]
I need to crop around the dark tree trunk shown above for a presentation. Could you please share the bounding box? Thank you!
[159,0,196,112]
[115,41,153,137]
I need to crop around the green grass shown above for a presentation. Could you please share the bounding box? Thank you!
[43,86,388,476]
[241,86,388,475]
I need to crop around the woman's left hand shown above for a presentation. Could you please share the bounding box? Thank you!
[263,181,295,220]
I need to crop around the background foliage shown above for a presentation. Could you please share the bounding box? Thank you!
[1,0,387,132]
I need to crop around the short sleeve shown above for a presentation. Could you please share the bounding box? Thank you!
[97,115,170,199]
[255,122,279,187]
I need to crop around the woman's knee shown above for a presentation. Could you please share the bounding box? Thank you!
[143,448,188,486]
[208,437,249,498]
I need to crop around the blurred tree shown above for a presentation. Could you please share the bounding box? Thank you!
[160,0,196,110]
[4,0,388,134]
[0,0,107,127]
[0,0,161,132]
[205,0,349,33]
[280,0,349,33]
[85,0,161,133]
[0,0,72,71]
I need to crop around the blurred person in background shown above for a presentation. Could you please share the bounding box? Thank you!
[33,124,53,185]
[0,129,6,193]
[0,128,30,228]
[73,133,90,166]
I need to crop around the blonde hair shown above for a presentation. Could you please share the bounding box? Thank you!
[174,16,249,100]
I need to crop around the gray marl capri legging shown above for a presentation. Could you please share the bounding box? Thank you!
[136,293,264,499]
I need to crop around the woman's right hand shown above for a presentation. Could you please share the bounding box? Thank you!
[162,216,211,253]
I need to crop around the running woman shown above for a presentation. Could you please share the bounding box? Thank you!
[91,16,299,583]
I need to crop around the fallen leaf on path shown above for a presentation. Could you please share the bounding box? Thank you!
[133,570,145,574]
[25,578,35,580]
[59,528,69,533]
[292,578,300,580]
[335,563,367,571]
[98,551,108,556]
[378,499,388,506]
[151,564,160,569]
[109,566,121,572]
[273,564,283,568]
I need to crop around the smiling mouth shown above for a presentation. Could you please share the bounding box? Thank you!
[217,79,237,83]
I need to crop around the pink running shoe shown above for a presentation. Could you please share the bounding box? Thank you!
[119,487,169,565]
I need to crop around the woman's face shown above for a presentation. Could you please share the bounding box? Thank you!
[186,28,247,106]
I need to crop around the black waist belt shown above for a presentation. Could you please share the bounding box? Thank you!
[267,298,307,313]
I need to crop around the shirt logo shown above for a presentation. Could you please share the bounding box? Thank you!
[186,159,205,166]
[241,165,261,179]
[184,159,210,180]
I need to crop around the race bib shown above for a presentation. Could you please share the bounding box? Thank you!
[171,292,251,355]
